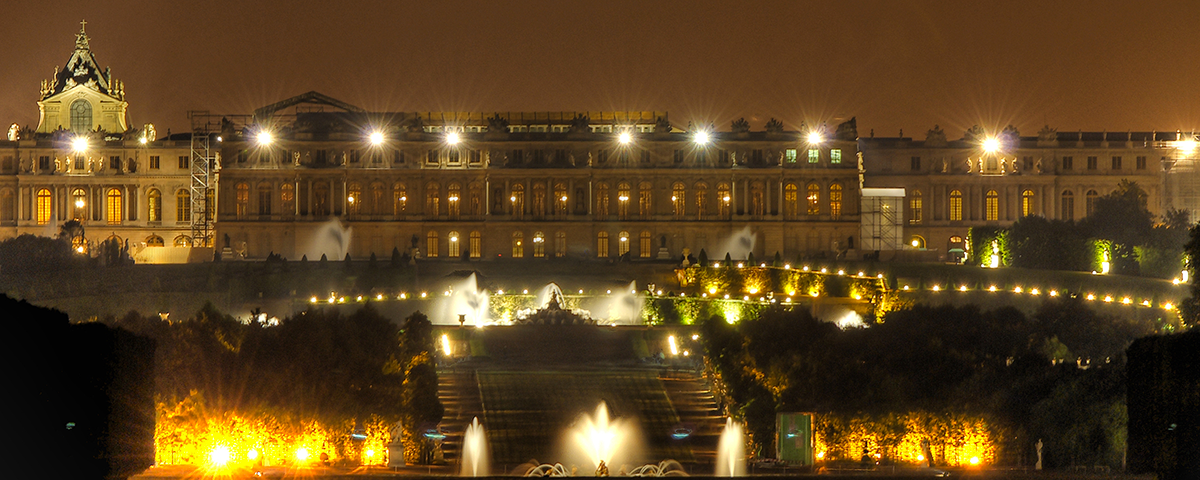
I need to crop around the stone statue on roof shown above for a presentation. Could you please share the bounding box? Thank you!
[925,125,947,147]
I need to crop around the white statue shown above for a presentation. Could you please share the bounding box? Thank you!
[1035,439,1043,470]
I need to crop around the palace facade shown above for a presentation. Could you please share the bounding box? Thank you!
[2,24,1196,264]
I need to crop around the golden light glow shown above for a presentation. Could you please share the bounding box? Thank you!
[911,239,920,247]
[693,131,709,145]
[446,131,461,144]
[441,333,452,356]
[959,286,968,292]
[296,447,310,462]
[981,137,1000,153]
[807,131,823,144]
[668,335,679,355]
[1164,302,1175,310]
[256,131,273,146]
[1177,139,1198,154]
[72,136,89,152]
[1086,293,1095,300]
[1013,287,1023,294]
[932,285,940,291]
[1049,290,1058,296]
[209,446,231,467]
[369,131,384,145]
[618,131,632,144]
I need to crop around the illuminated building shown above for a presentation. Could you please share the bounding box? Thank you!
[0,23,204,262]
[859,125,1181,259]
[212,95,862,261]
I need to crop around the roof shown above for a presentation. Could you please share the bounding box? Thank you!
[42,21,121,100]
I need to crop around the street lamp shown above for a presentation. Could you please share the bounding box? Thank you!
[618,131,632,145]
[72,136,89,152]
[446,131,461,145]
[982,137,1000,153]
[807,131,823,144]
[693,131,710,145]
[369,131,385,146]
[256,131,273,146]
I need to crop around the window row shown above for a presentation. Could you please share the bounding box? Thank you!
[26,187,208,226]
[420,230,661,259]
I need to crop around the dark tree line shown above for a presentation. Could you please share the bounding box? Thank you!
[701,299,1157,468]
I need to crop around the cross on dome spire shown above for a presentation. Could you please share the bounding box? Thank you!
[75,19,90,51]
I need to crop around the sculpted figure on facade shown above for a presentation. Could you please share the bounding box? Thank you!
[8,123,20,141]
[569,114,590,134]
[925,125,947,147]
[764,117,784,134]
[486,114,509,133]
[654,115,671,133]
[731,117,751,134]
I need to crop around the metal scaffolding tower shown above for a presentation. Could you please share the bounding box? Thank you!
[187,111,218,247]
[860,188,905,252]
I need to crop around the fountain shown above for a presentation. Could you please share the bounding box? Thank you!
[303,218,352,260]
[715,418,746,476]
[709,226,757,260]
[515,283,594,325]
[439,273,490,327]
[599,281,642,325]
[460,417,490,477]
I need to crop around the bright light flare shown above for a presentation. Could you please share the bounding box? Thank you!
[668,335,679,355]
[693,131,709,145]
[1178,139,1198,154]
[982,137,1000,153]
[618,131,632,145]
[295,447,310,462]
[807,131,823,144]
[256,131,273,146]
[209,446,231,467]
[441,333,452,356]
[72,137,89,152]
[369,131,385,145]
[446,131,461,144]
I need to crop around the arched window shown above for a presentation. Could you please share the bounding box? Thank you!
[511,231,524,258]
[106,188,123,225]
[909,190,923,224]
[281,183,295,216]
[596,183,609,218]
[177,190,191,222]
[910,235,925,249]
[70,99,92,134]
[830,183,843,219]
[146,235,164,247]
[639,231,652,258]
[750,182,765,217]
[1022,189,1035,217]
[597,232,609,258]
[555,231,566,257]
[235,182,249,218]
[393,182,407,217]
[618,231,631,256]
[426,230,439,258]
[174,235,192,247]
[469,231,481,258]
[259,184,273,216]
[510,184,524,217]
[346,182,362,216]
[447,183,460,218]
[532,183,546,218]
[694,182,708,218]
[672,182,686,218]
[784,183,798,219]
[617,182,631,219]
[425,182,440,217]
[147,189,161,222]
[448,231,460,258]
[949,190,963,221]
[1061,190,1075,221]
[717,183,731,217]
[985,190,998,221]
[36,188,52,225]
[638,182,653,218]
[1086,189,1099,217]
[312,182,328,216]
[554,183,568,215]
[806,183,821,215]
[71,188,87,221]
[533,231,546,258]
[370,182,385,216]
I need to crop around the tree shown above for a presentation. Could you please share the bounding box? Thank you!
[0,234,79,273]
[1082,180,1154,275]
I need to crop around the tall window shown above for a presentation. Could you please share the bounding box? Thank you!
[259,184,273,216]
[784,183,798,219]
[1087,156,1098,170]
[618,231,630,256]
[71,188,86,220]
[717,183,731,217]
[1021,189,1035,216]
[807,149,819,163]
[313,182,328,216]
[393,183,407,217]
[555,231,566,257]
[597,232,609,258]
[235,182,249,218]
[672,183,686,218]
[1136,156,1147,170]
[806,183,820,215]
[985,190,998,221]
[447,183,460,219]
[511,231,524,258]
[750,182,764,217]
[911,156,921,171]
[69,99,92,134]
[830,183,843,219]
[469,231,481,258]
[1,189,13,222]
[36,188,51,225]
[1111,156,1122,170]
[532,183,546,218]
[1086,190,1099,217]
[1062,156,1073,170]
[638,182,652,218]
[426,231,438,258]
[1061,191,1075,221]
[694,182,708,218]
[554,183,568,215]
[511,184,524,217]
[830,149,842,164]
[370,182,386,215]
[281,184,295,215]
[448,231,460,258]
[147,189,161,222]
[909,190,922,224]
[106,188,122,225]
[639,231,652,258]
[177,190,191,222]
[949,190,963,221]
[617,182,630,219]
[533,231,545,258]
[596,183,610,217]
[425,182,440,217]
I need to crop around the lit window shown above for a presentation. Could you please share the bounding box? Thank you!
[672,183,685,217]
[597,232,609,258]
[36,188,51,225]
[147,189,161,222]
[807,149,819,163]
[235,183,249,218]
[985,190,998,221]
[830,149,842,164]
[426,231,439,258]
[469,231,481,258]
[532,231,545,258]
[807,183,820,215]
[512,231,524,258]
[949,190,963,221]
[829,183,843,219]
[785,149,797,163]
[909,191,922,224]
[177,190,191,222]
[694,182,708,218]
[717,183,731,217]
[638,182,652,218]
[106,188,123,225]
[640,231,652,258]
[784,183,798,219]
[448,231,460,257]
[1022,189,1035,217]
[618,231,630,256]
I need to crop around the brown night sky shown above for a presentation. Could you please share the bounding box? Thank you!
[2,0,1198,138]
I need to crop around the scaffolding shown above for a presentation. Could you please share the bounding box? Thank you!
[860,188,905,252]
[186,111,250,247]
[1158,134,1200,221]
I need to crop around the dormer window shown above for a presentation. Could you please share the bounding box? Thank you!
[70,99,92,134]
